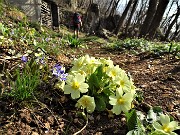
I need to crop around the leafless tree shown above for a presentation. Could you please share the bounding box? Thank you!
[133,0,149,26]
[171,22,180,41]
[160,0,176,28]
[139,0,158,37]
[125,0,139,35]
[114,0,134,35]
[164,5,180,40]
[147,0,170,39]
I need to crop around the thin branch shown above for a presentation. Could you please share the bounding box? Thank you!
[73,114,88,135]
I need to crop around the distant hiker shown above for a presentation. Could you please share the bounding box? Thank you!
[72,12,82,38]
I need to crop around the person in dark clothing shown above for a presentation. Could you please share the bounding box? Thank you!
[72,12,82,38]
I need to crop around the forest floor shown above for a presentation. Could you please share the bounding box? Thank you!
[0,39,179,135]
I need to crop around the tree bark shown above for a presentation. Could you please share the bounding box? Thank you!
[164,7,180,40]
[109,0,121,17]
[125,0,138,35]
[147,0,170,39]
[105,0,114,16]
[172,23,180,41]
[160,0,175,28]
[139,0,158,37]
[113,0,134,35]
[133,0,148,26]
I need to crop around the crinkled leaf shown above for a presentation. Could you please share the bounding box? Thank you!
[94,65,103,80]
[88,73,100,91]
[125,109,138,131]
[153,106,162,114]
[95,97,106,111]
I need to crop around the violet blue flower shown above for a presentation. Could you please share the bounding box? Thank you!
[60,73,68,81]
[21,56,28,62]
[52,64,68,81]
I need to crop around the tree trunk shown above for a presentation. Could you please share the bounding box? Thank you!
[161,14,175,33]
[160,0,175,28]
[139,0,158,37]
[109,0,121,17]
[113,0,134,35]
[147,0,170,39]
[125,0,138,35]
[172,23,180,41]
[105,0,114,16]
[133,0,148,26]
[164,7,180,40]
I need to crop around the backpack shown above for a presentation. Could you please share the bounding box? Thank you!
[73,13,81,24]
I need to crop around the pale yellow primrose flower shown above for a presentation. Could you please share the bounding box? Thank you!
[106,65,122,80]
[71,56,85,71]
[130,78,136,95]
[64,74,89,99]
[75,95,95,113]
[84,54,101,66]
[99,57,114,67]
[81,64,97,76]
[153,114,180,135]
[109,88,133,115]
[114,70,131,93]
[100,58,114,72]
[71,69,87,77]
[71,64,94,77]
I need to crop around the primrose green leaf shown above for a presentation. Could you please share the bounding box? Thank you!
[94,65,104,79]
[88,73,100,90]
[95,97,106,111]
[125,109,138,131]
[103,87,114,96]
[152,106,162,113]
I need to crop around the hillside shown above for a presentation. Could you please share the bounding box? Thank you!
[0,3,180,135]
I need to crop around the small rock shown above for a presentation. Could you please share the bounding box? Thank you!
[121,117,126,122]
[31,132,39,135]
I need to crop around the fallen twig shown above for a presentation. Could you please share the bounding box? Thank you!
[73,114,88,135]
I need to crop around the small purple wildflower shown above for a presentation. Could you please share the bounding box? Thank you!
[52,64,68,81]
[39,56,45,64]
[60,73,68,81]
[45,38,49,42]
[21,56,28,62]
[54,64,62,70]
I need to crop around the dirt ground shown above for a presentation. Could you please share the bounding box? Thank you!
[0,42,179,135]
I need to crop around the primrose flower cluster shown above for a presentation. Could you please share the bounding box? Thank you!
[59,54,136,114]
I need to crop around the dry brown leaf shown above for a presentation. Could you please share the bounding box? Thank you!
[57,54,71,64]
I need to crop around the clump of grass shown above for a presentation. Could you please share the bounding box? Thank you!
[66,34,82,48]
[81,36,100,42]
[9,59,41,101]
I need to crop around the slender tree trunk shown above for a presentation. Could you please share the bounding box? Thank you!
[172,23,180,40]
[133,0,148,25]
[161,14,175,33]
[160,0,175,28]
[164,7,180,40]
[109,0,121,17]
[125,0,138,35]
[105,0,114,16]
[114,0,134,35]
[139,0,158,37]
[147,0,170,39]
